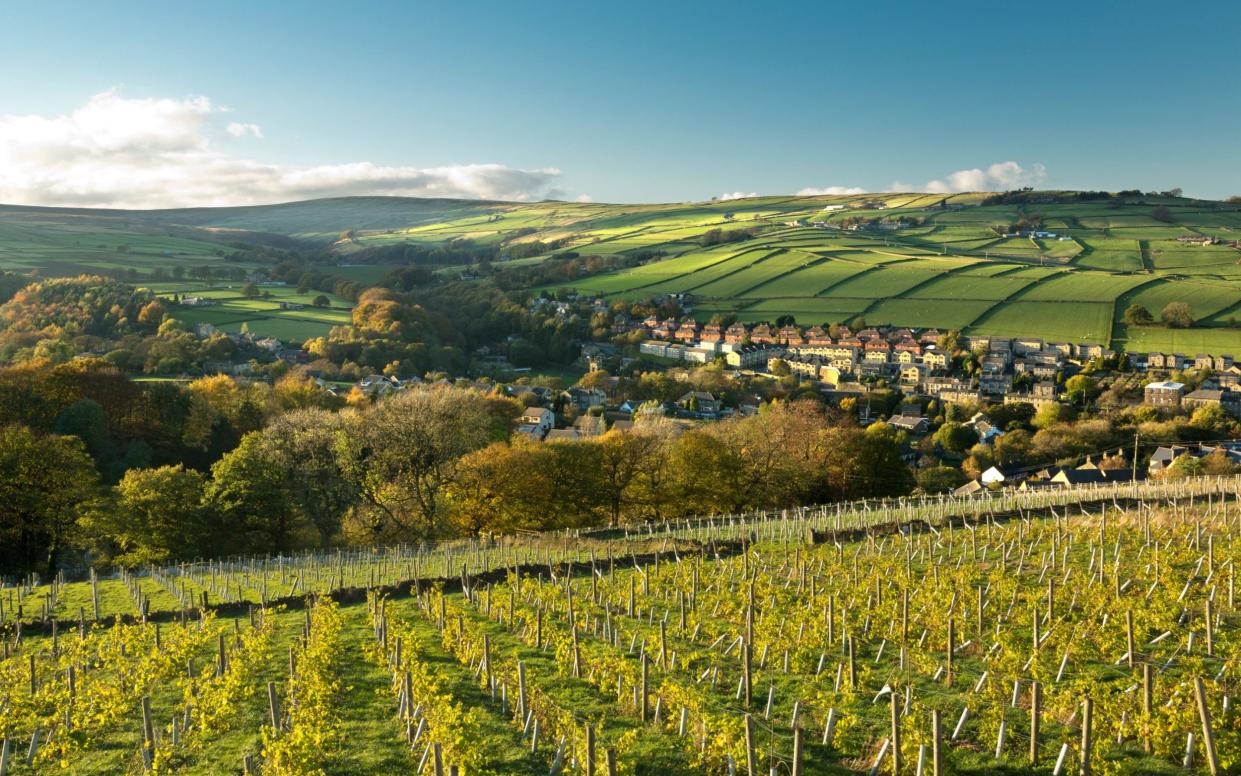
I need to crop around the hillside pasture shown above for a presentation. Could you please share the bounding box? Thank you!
[1073,250,1144,272]
[689,251,825,298]
[734,297,869,323]
[1016,272,1151,302]
[970,300,1114,343]
[1114,325,1240,355]
[864,298,995,329]
[160,284,355,342]
[903,273,1037,301]
[1120,278,1240,323]
[1147,242,1241,273]
[740,260,873,297]
[819,264,948,298]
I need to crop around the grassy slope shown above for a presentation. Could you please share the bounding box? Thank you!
[1,193,1239,352]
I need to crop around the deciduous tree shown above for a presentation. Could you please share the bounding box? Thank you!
[0,425,100,575]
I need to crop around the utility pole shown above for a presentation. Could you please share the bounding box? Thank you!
[1132,430,1139,482]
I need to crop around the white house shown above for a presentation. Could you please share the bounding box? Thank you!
[515,407,554,440]
[981,465,1025,486]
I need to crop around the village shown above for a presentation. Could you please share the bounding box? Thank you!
[345,301,1241,492]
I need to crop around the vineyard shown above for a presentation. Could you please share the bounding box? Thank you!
[2,477,1241,774]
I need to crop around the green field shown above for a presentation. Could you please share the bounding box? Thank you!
[1,193,1238,353]
[152,283,355,342]
[523,194,1241,353]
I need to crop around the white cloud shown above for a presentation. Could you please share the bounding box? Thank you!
[575,193,594,203]
[719,191,757,201]
[0,90,564,208]
[924,161,1047,194]
[796,185,866,196]
[226,121,263,139]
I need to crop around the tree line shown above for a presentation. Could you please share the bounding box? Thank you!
[0,371,911,576]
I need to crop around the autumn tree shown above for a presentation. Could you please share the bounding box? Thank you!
[52,398,116,474]
[271,374,344,413]
[825,426,915,499]
[1161,302,1194,328]
[993,428,1034,466]
[666,430,747,517]
[447,440,553,534]
[337,386,509,540]
[568,430,653,526]
[1064,374,1100,406]
[137,299,167,328]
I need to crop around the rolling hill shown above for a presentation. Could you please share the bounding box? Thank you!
[0,191,1238,353]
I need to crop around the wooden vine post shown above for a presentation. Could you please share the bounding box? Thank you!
[791,726,804,776]
[1030,681,1041,765]
[1193,677,1219,775]
[890,690,901,775]
[585,724,596,776]
[1079,698,1092,776]
[744,712,757,776]
[742,637,753,706]
[1125,611,1134,669]
[640,652,649,723]
[946,619,954,687]
[1141,663,1152,755]
[267,681,281,730]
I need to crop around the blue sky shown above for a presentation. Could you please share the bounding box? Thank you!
[2,0,1239,206]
